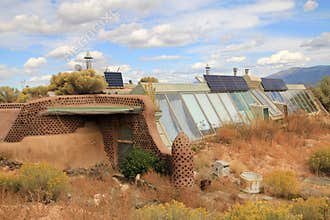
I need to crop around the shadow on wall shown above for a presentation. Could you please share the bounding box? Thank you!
[0,122,108,170]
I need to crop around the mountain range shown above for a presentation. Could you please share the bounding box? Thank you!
[268,65,330,85]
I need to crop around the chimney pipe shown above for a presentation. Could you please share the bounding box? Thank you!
[233,67,238,76]
[205,64,211,75]
[245,68,249,75]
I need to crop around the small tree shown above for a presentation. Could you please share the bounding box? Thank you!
[313,76,330,111]
[139,76,159,83]
[0,86,20,103]
[49,69,107,95]
[17,86,49,103]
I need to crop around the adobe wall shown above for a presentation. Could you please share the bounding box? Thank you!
[0,95,170,167]
[0,123,108,170]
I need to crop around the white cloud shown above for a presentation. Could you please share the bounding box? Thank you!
[245,0,295,13]
[99,0,295,48]
[0,64,20,80]
[141,55,182,61]
[57,1,107,25]
[192,62,207,70]
[24,57,47,69]
[47,46,74,59]
[304,0,319,12]
[257,50,310,65]
[301,32,330,50]
[27,75,52,85]
[99,23,196,48]
[226,56,246,63]
[223,40,262,53]
[0,14,55,34]
[105,64,132,73]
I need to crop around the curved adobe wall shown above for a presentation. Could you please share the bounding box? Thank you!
[1,95,170,166]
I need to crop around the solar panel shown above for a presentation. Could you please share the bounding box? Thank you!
[204,75,249,92]
[261,78,287,91]
[104,72,124,88]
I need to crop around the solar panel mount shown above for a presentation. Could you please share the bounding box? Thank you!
[104,72,124,88]
[261,78,288,91]
[203,75,249,92]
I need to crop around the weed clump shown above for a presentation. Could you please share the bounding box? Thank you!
[291,197,330,220]
[0,163,69,202]
[134,200,221,220]
[263,170,300,199]
[309,146,330,176]
[223,201,300,220]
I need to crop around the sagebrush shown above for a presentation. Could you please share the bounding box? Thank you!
[263,170,300,199]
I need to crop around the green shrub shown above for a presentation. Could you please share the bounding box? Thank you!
[134,200,220,220]
[153,158,171,176]
[119,148,160,179]
[263,170,300,199]
[309,147,330,176]
[224,201,301,220]
[291,197,329,220]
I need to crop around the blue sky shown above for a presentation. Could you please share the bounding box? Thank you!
[0,0,329,88]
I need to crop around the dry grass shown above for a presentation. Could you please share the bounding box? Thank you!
[230,160,248,177]
[207,113,330,176]
[217,112,330,149]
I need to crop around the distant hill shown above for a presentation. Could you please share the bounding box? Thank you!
[268,65,330,85]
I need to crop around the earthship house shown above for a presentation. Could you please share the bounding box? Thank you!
[0,62,326,187]
[0,95,171,169]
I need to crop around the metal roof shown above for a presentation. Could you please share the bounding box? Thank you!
[286,84,306,90]
[139,82,210,93]
[42,106,142,115]
[261,78,288,91]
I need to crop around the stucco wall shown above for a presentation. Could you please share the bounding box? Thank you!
[0,122,107,170]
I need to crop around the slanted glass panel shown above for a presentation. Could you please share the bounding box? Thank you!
[218,93,243,123]
[241,91,258,105]
[166,94,201,140]
[229,93,251,123]
[195,93,222,129]
[156,94,180,141]
[181,94,211,134]
[251,90,282,117]
[294,90,312,113]
[298,90,316,112]
[280,91,298,112]
[207,93,232,123]
[265,91,276,102]
[238,92,257,120]
[272,91,285,103]
[302,91,318,112]
[266,91,283,103]
[287,90,304,110]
